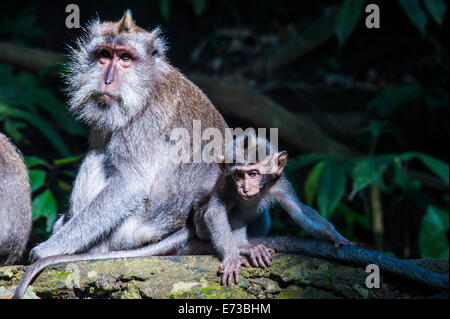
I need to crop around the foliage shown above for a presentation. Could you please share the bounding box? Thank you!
[419,205,449,258]
[0,65,84,156]
[0,65,85,237]
[0,8,87,238]
[159,0,209,21]
[286,86,449,257]
[25,155,83,236]
[335,0,366,46]
[0,8,43,44]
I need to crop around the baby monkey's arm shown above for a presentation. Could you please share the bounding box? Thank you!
[271,177,351,247]
[201,196,251,286]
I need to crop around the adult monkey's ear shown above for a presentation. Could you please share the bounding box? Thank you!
[214,155,227,173]
[275,151,288,175]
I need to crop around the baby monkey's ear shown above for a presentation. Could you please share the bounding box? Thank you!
[214,155,227,173]
[260,151,288,175]
[275,151,288,175]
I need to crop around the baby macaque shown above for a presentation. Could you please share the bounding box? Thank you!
[191,134,350,285]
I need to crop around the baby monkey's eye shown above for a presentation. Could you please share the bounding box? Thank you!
[121,53,132,60]
[233,171,244,179]
[248,171,259,178]
[99,50,112,59]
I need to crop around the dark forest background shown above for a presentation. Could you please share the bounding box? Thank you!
[0,0,448,263]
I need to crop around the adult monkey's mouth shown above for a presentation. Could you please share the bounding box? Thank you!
[91,90,122,104]
[100,91,121,100]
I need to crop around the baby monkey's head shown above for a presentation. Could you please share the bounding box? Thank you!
[215,135,287,200]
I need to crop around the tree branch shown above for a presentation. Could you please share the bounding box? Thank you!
[245,9,337,77]
[0,41,64,71]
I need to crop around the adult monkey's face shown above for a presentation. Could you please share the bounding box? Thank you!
[65,10,170,131]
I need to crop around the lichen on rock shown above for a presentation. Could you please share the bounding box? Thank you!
[0,254,447,299]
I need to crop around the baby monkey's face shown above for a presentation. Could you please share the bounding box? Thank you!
[216,147,288,201]
[231,164,262,200]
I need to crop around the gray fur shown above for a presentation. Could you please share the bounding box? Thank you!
[0,132,32,265]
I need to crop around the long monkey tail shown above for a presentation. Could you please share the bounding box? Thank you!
[13,253,96,299]
[12,250,147,299]
[13,227,194,299]
[14,247,175,299]
[248,236,449,291]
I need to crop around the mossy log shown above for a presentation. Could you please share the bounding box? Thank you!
[0,254,447,299]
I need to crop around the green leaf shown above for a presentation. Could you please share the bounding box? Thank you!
[335,0,366,46]
[29,169,46,192]
[399,151,417,161]
[419,206,449,258]
[8,70,85,137]
[368,84,422,117]
[416,153,449,184]
[3,120,27,141]
[160,0,171,21]
[304,160,326,206]
[393,157,408,188]
[187,0,208,16]
[436,206,450,229]
[0,64,16,85]
[350,160,381,199]
[32,190,57,219]
[53,154,84,166]
[423,0,446,25]
[25,156,48,168]
[0,104,70,156]
[400,152,449,184]
[398,0,428,36]
[33,88,85,136]
[317,160,347,218]
[32,189,58,232]
[350,156,394,199]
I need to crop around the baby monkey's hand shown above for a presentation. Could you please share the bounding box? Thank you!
[239,244,276,268]
[218,255,250,286]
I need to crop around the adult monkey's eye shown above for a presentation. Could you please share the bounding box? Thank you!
[99,50,112,59]
[121,53,132,60]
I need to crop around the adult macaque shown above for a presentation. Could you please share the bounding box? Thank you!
[28,10,234,262]
[14,136,448,298]
[0,132,32,265]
